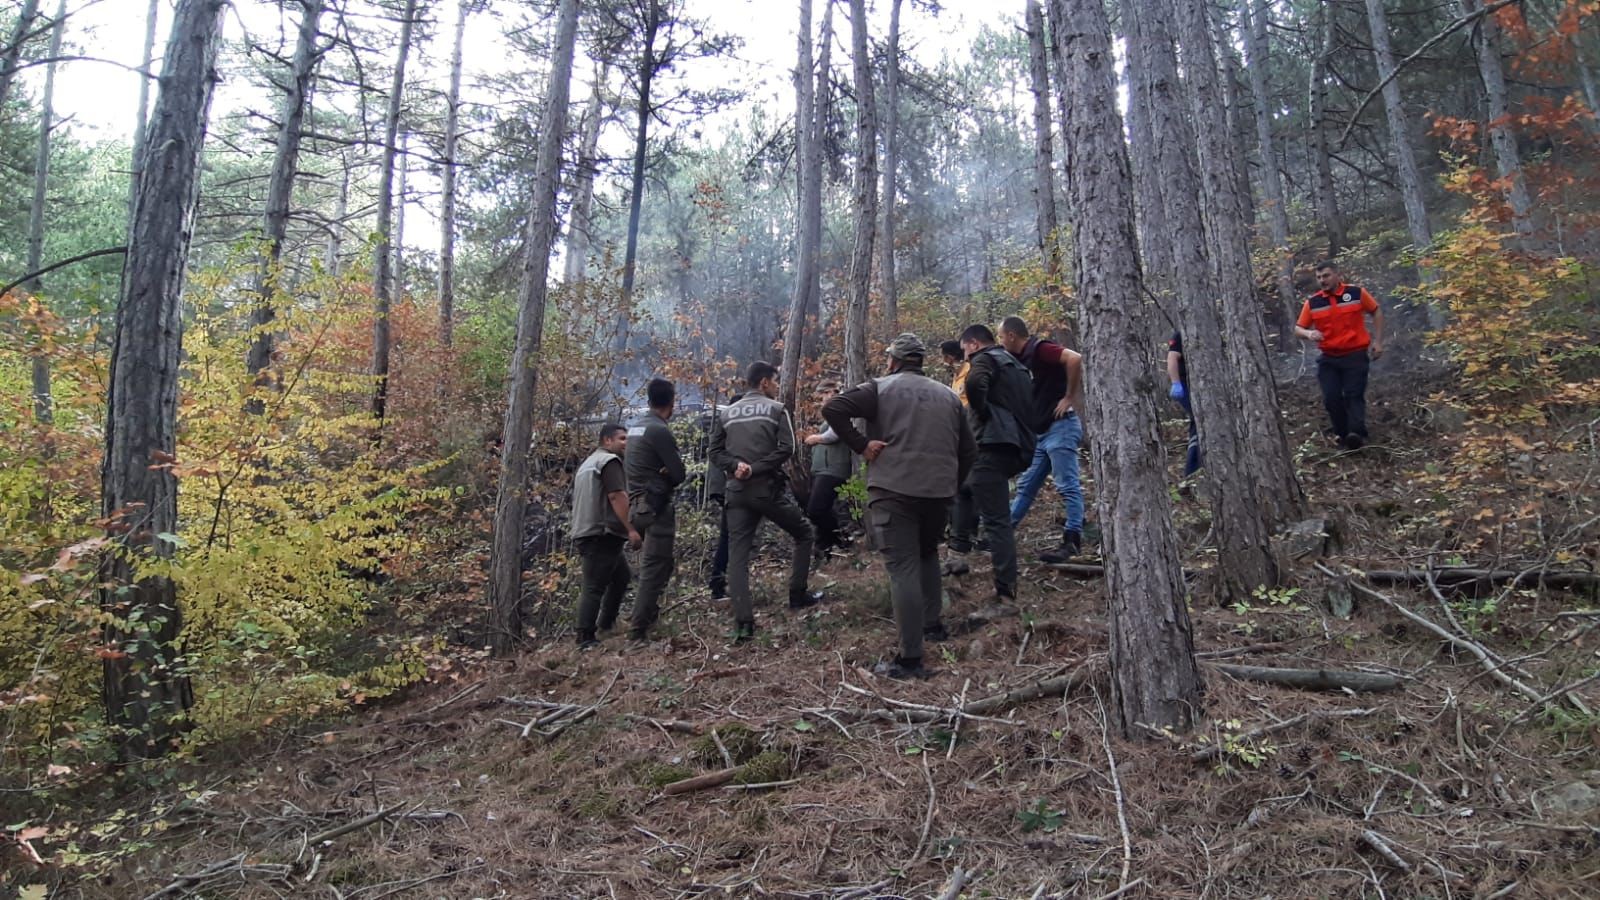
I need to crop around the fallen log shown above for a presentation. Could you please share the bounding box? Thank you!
[1206,662,1404,693]
[1363,567,1600,593]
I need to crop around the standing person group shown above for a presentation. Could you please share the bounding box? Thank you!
[561,260,1388,674]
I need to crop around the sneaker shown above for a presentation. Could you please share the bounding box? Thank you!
[1040,531,1082,565]
[733,621,756,643]
[789,589,824,610]
[941,551,971,576]
[923,622,949,643]
[576,632,600,650]
[872,656,929,680]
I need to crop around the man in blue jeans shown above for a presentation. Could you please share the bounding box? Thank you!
[999,316,1085,564]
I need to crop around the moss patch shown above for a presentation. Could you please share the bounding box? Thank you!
[691,723,763,767]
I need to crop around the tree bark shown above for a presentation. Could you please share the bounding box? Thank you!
[1460,0,1533,236]
[486,0,581,657]
[127,0,160,228]
[1240,0,1299,352]
[844,0,877,388]
[102,0,226,762]
[0,0,40,118]
[1213,8,1256,230]
[370,0,418,424]
[780,0,818,414]
[878,0,902,331]
[1308,4,1346,258]
[1363,0,1436,301]
[1051,0,1202,737]
[1171,0,1303,527]
[1121,0,1171,299]
[439,0,469,345]
[25,0,64,424]
[1026,0,1060,279]
[248,0,325,378]
[564,59,608,284]
[621,0,660,300]
[1126,0,1280,599]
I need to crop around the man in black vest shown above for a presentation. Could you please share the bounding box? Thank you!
[824,334,976,679]
[950,324,1035,600]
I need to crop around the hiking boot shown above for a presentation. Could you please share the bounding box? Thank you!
[941,550,971,576]
[576,631,600,650]
[1040,531,1082,565]
[923,622,950,643]
[708,577,728,601]
[789,589,824,610]
[1340,433,1366,451]
[733,621,756,643]
[872,656,930,680]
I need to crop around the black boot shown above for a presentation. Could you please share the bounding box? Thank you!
[789,589,824,609]
[733,620,756,643]
[576,631,599,650]
[1040,530,1081,565]
[873,655,929,680]
[923,622,949,643]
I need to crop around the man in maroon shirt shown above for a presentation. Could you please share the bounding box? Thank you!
[1000,316,1085,563]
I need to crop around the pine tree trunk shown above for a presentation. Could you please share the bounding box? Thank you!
[25,0,63,425]
[879,0,902,332]
[439,0,469,345]
[326,155,348,276]
[1240,0,1299,351]
[1121,0,1171,299]
[1213,11,1256,230]
[0,0,40,118]
[780,0,818,413]
[1460,0,1533,236]
[844,0,877,388]
[1364,0,1435,299]
[564,60,608,284]
[102,0,225,763]
[1308,4,1346,257]
[621,0,660,300]
[1051,0,1201,738]
[1171,0,1303,526]
[486,0,581,657]
[1026,0,1060,279]
[370,0,417,424]
[1127,0,1281,600]
[393,131,408,297]
[127,0,160,228]
[248,0,324,378]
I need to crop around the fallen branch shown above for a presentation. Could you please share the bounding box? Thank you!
[623,715,702,735]
[1322,564,1566,712]
[936,866,969,900]
[723,779,798,791]
[1189,708,1378,763]
[1206,662,1404,693]
[1363,566,1600,594]
[141,853,247,900]
[662,766,741,796]
[1359,828,1411,872]
[305,803,408,847]
[1091,879,1147,900]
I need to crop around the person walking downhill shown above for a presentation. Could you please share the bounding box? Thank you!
[571,424,643,649]
[625,378,687,641]
[824,333,976,679]
[949,324,1035,601]
[709,361,821,642]
[1295,260,1385,450]
[999,316,1086,563]
[1167,332,1201,477]
[802,384,852,558]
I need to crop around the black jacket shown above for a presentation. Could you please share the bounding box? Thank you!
[963,345,1036,459]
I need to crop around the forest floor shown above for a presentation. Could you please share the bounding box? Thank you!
[8,343,1600,900]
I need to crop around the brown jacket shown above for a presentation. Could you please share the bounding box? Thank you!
[822,366,976,499]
